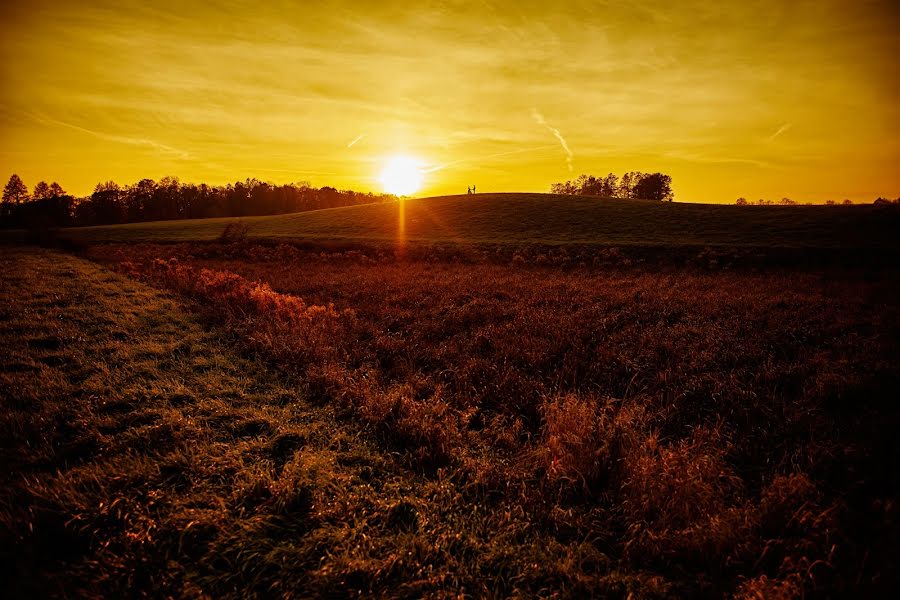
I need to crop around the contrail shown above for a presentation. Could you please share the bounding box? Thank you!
[347,134,365,148]
[768,122,792,142]
[531,108,573,171]
[29,112,191,160]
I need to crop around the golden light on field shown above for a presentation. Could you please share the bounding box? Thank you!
[379,156,424,197]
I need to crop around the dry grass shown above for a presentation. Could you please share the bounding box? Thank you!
[52,240,899,597]
[2,238,898,597]
[4,248,640,598]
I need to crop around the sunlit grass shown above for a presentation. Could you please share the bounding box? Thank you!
[17,192,900,249]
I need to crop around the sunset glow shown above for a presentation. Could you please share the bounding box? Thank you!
[379,156,424,196]
[1,1,898,202]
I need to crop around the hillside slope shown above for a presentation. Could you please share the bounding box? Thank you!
[45,193,900,248]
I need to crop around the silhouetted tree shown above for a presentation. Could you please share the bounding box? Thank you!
[124,179,156,221]
[779,197,796,205]
[632,173,674,201]
[1,172,398,227]
[3,174,29,204]
[735,197,748,206]
[90,181,124,224]
[618,172,636,199]
[32,181,52,200]
[149,177,183,220]
[552,171,671,200]
[842,199,853,205]
[601,173,618,196]
[826,200,836,205]
[550,180,576,195]
[17,194,75,228]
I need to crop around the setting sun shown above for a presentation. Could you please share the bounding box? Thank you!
[379,156,424,197]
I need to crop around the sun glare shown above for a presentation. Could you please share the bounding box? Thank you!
[379,156,424,196]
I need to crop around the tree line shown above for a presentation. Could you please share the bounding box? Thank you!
[550,172,674,201]
[1,174,398,229]
[735,196,900,206]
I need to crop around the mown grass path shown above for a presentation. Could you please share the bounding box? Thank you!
[1,247,656,598]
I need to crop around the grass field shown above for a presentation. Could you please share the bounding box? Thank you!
[1,248,606,598]
[24,193,900,249]
[2,237,897,598]
[2,195,900,598]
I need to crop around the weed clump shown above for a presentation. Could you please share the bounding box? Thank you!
[217,221,250,243]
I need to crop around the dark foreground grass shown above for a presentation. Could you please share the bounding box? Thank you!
[13,193,900,249]
[1,248,658,598]
[73,241,900,598]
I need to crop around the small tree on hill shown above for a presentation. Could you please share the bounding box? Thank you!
[735,197,748,205]
[3,174,29,204]
[632,173,673,202]
[552,171,672,201]
[618,172,636,198]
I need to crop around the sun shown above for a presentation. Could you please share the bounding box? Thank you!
[379,156,424,196]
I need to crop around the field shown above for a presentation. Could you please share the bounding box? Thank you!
[2,195,900,598]
[14,193,900,249]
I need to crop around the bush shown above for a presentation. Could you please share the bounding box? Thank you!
[218,221,250,243]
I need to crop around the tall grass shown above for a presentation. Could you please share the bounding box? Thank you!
[89,241,900,597]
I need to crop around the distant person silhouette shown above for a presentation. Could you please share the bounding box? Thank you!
[472,185,476,194]
[467,186,472,194]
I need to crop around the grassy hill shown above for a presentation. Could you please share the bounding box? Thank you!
[26,193,900,248]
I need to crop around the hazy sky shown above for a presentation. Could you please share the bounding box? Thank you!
[2,0,898,202]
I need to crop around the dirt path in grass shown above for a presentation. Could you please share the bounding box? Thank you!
[1,248,644,599]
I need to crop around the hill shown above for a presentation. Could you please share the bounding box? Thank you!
[19,193,900,248]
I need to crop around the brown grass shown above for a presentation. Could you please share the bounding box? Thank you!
[3,242,899,598]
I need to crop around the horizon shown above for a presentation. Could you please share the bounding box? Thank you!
[3,172,897,206]
[2,1,899,202]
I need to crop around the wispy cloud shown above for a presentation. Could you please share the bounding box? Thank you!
[3,1,896,200]
[30,112,191,160]
[531,109,573,171]
[663,149,770,168]
[768,122,792,142]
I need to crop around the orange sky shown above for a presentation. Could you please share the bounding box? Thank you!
[1,0,898,202]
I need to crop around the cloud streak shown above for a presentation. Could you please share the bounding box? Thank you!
[768,122,792,142]
[347,134,365,148]
[30,112,191,160]
[531,109,573,171]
